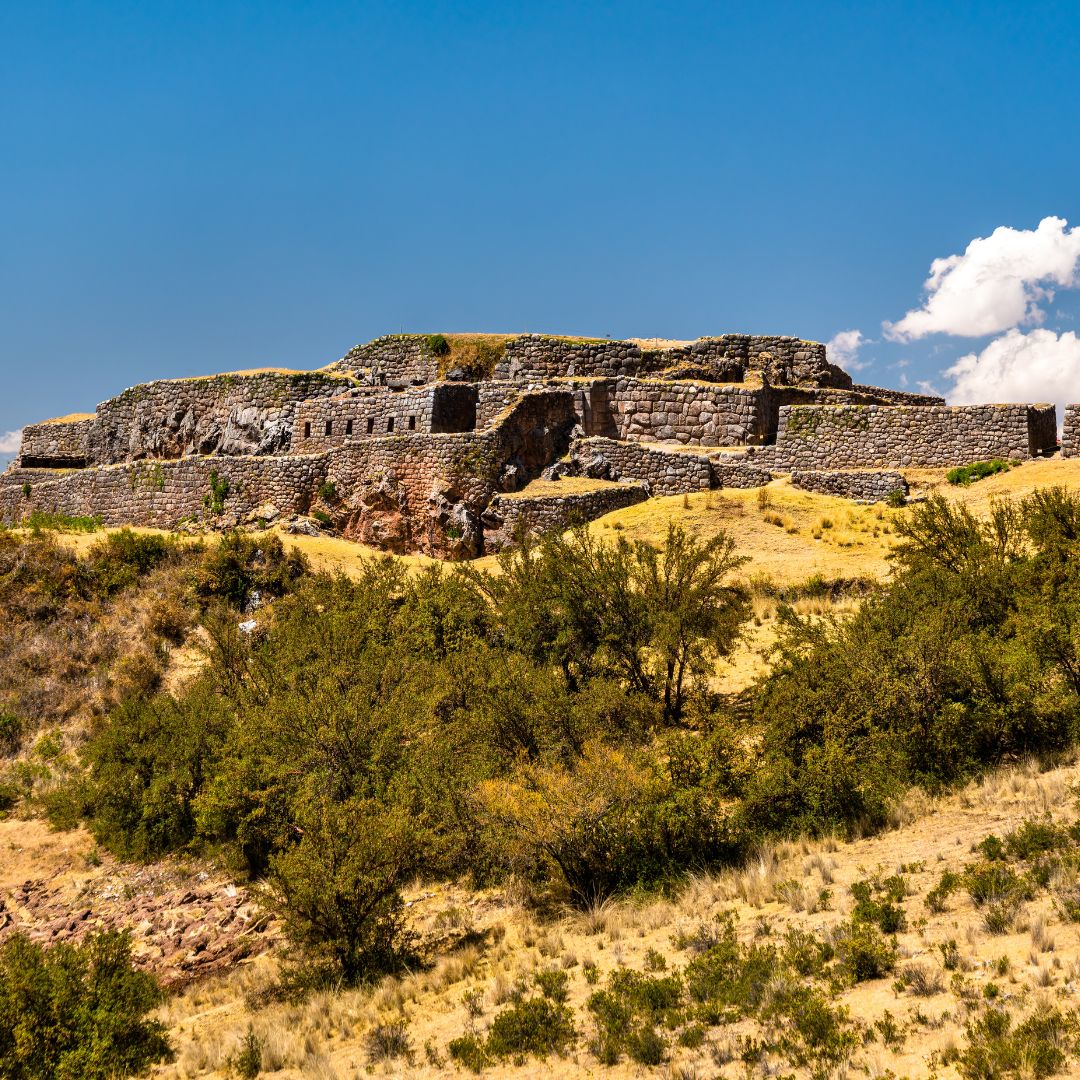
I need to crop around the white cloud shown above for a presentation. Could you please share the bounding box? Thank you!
[884,216,1080,341]
[0,430,21,454]
[944,328,1080,418]
[827,329,869,372]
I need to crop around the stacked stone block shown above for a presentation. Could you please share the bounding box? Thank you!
[483,483,648,550]
[18,417,95,467]
[764,404,1057,469]
[1062,405,1080,457]
[791,470,908,502]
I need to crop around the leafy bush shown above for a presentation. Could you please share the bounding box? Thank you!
[947,459,1013,486]
[0,931,170,1079]
[484,995,576,1060]
[832,920,897,982]
[958,1005,1077,1079]
[426,333,450,357]
[192,531,308,610]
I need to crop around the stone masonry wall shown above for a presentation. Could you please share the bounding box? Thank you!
[763,404,1058,469]
[494,333,845,386]
[0,455,326,529]
[1062,405,1080,457]
[483,483,648,551]
[791,470,908,502]
[292,384,479,450]
[571,437,714,495]
[607,379,770,446]
[330,335,440,385]
[19,417,96,467]
[320,389,579,557]
[88,371,349,465]
[850,384,945,407]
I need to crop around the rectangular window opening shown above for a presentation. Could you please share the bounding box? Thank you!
[303,422,311,438]
[367,417,375,434]
[325,420,333,436]
[346,418,353,436]
[408,415,416,430]
[387,417,395,433]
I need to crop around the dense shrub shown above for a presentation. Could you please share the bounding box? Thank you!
[0,931,170,1079]
[947,459,1013,486]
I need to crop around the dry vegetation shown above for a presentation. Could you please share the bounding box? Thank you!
[142,753,1080,1079]
[10,458,1080,1077]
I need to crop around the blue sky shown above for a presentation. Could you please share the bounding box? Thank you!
[4,1,1080,461]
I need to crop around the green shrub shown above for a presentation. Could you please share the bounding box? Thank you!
[448,1033,489,1072]
[426,333,450,357]
[947,459,1013,486]
[485,995,576,1060]
[232,1030,263,1078]
[832,920,897,983]
[204,469,230,515]
[957,1005,1076,1079]
[850,877,907,933]
[886,487,907,508]
[192,531,308,610]
[317,479,338,502]
[1005,818,1070,861]
[0,931,170,1079]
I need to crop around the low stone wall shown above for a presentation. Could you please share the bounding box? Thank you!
[850,384,945,407]
[765,403,1058,469]
[571,437,713,495]
[710,461,772,489]
[477,383,524,428]
[791,469,908,502]
[0,455,326,529]
[18,417,96,467]
[1062,405,1080,457]
[330,334,440,385]
[483,483,647,550]
[87,371,348,464]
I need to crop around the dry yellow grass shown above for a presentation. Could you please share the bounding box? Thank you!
[141,753,1080,1079]
[38,412,96,425]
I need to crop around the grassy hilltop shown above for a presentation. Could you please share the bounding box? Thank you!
[5,457,1080,1078]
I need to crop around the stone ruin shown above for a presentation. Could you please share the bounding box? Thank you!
[1,332,1061,558]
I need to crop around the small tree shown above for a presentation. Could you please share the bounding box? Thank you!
[265,795,422,984]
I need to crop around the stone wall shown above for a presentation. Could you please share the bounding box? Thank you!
[293,384,478,450]
[763,403,1058,469]
[19,416,96,468]
[571,437,713,495]
[483,483,648,550]
[477,383,525,429]
[0,455,326,529]
[1062,405,1080,457]
[607,380,770,446]
[329,334,440,385]
[709,461,772,489]
[321,389,579,557]
[850,384,945,406]
[493,333,846,387]
[790,469,908,502]
[86,371,349,465]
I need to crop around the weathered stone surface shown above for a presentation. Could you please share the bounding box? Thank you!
[483,483,648,551]
[791,469,908,502]
[760,404,1058,470]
